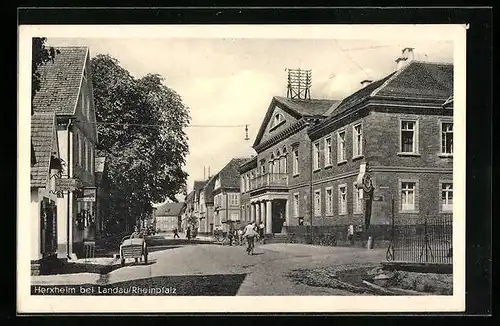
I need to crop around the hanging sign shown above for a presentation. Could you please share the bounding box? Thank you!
[76,187,97,202]
[55,178,79,192]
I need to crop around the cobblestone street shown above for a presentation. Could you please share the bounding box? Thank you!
[32,240,386,296]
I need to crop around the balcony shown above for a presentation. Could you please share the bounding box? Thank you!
[250,173,289,191]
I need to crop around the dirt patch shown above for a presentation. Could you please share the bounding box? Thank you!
[288,263,453,295]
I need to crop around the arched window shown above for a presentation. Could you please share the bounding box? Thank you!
[269,154,274,176]
[281,147,288,174]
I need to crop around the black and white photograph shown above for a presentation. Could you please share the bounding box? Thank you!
[18,23,466,313]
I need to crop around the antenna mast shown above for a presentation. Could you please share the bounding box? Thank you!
[286,68,312,99]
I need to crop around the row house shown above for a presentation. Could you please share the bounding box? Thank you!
[155,202,185,232]
[32,46,101,259]
[30,112,64,275]
[213,158,249,232]
[240,56,453,245]
[199,175,217,235]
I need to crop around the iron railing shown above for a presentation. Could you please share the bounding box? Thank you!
[386,215,453,264]
[250,173,288,190]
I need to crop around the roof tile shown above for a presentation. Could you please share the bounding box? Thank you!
[31,112,57,188]
[32,46,88,115]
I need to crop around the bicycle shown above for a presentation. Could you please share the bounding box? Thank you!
[245,235,256,255]
[286,233,297,244]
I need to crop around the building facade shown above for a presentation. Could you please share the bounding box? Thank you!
[32,46,100,259]
[239,96,339,235]
[212,158,250,232]
[155,202,185,232]
[30,112,64,275]
[240,59,453,245]
[200,175,217,235]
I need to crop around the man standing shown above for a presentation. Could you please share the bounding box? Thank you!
[258,221,265,243]
[173,227,180,239]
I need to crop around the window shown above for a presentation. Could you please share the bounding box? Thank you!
[441,182,453,212]
[76,132,81,165]
[441,122,453,155]
[83,139,88,170]
[273,113,283,126]
[325,187,333,215]
[353,123,363,157]
[230,194,239,206]
[338,184,347,215]
[400,120,418,153]
[260,159,266,175]
[241,176,245,193]
[337,130,346,162]
[325,137,332,166]
[292,147,299,176]
[353,184,364,213]
[401,181,416,211]
[293,193,300,217]
[313,141,320,170]
[314,190,321,216]
[230,213,239,221]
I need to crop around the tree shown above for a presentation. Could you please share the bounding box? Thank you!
[91,54,190,232]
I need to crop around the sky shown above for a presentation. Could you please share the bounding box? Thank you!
[46,36,453,204]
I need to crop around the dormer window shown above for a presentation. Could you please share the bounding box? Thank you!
[270,112,285,130]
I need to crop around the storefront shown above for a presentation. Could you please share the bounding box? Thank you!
[75,187,97,241]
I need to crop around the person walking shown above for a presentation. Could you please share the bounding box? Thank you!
[243,221,258,255]
[237,227,244,246]
[258,221,265,244]
[186,226,191,240]
[173,227,180,239]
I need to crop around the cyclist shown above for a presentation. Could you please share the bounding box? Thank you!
[243,221,258,255]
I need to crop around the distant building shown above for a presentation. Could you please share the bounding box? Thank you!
[212,158,250,232]
[200,175,217,235]
[155,202,185,232]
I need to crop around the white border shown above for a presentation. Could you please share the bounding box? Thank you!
[18,24,467,313]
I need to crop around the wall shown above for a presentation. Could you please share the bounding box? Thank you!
[30,189,41,261]
[156,215,179,232]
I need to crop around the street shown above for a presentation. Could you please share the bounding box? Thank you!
[32,234,386,296]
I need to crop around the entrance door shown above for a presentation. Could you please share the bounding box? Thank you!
[271,200,286,233]
[40,198,57,257]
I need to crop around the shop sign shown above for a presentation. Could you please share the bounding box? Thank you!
[76,187,97,202]
[55,178,79,192]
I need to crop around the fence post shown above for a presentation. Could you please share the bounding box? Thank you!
[424,215,428,263]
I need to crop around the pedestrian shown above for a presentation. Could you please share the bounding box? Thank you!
[258,221,265,243]
[173,227,180,239]
[186,226,191,240]
[243,221,258,255]
[238,227,244,246]
[130,226,142,239]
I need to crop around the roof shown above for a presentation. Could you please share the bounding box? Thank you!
[32,46,89,115]
[274,96,339,117]
[95,157,106,173]
[193,180,207,196]
[203,175,218,203]
[155,202,185,217]
[253,96,339,147]
[373,61,453,99]
[217,158,251,189]
[31,112,57,188]
[330,61,453,118]
[331,72,396,116]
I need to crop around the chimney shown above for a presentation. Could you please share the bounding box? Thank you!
[395,47,415,70]
[360,79,373,88]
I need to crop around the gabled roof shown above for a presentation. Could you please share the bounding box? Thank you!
[155,202,185,217]
[216,158,251,190]
[32,46,89,115]
[31,112,58,188]
[193,180,206,195]
[202,175,218,203]
[253,96,339,147]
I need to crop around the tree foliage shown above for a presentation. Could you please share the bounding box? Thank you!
[91,54,190,231]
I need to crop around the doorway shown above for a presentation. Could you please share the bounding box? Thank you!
[271,199,286,234]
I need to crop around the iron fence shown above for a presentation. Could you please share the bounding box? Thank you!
[386,215,453,264]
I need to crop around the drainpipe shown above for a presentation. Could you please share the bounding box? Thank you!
[66,118,73,259]
[309,133,313,244]
[226,192,229,230]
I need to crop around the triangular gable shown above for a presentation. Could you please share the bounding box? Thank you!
[252,97,303,148]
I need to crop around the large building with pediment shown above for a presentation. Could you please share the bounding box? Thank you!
[239,58,454,246]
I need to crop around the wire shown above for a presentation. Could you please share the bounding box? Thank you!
[74,120,250,128]
[333,39,373,80]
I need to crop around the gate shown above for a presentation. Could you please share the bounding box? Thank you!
[386,215,453,264]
